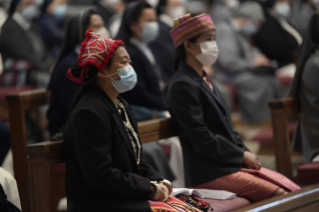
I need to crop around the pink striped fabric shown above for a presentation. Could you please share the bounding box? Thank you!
[170,13,216,47]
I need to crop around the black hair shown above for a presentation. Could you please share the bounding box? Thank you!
[155,0,168,16]
[131,2,152,23]
[173,36,199,71]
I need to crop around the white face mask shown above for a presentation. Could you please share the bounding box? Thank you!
[225,0,239,9]
[140,22,159,43]
[168,6,186,19]
[274,3,291,17]
[193,41,219,67]
[96,27,110,38]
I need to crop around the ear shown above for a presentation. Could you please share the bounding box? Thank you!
[184,40,194,53]
[97,70,108,79]
[130,22,139,35]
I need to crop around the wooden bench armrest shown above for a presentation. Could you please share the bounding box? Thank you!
[269,97,300,179]
[5,89,50,110]
[26,118,176,162]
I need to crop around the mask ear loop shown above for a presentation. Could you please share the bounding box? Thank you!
[104,70,118,82]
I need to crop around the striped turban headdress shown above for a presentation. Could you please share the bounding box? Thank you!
[170,13,216,48]
[67,30,124,84]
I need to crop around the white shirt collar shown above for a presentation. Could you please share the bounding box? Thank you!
[12,12,31,31]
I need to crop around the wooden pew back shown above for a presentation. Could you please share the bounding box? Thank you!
[6,89,50,212]
[26,117,176,212]
[268,97,300,179]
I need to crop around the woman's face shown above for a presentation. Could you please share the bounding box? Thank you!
[99,46,132,81]
[186,30,216,55]
[130,8,157,37]
[87,14,105,32]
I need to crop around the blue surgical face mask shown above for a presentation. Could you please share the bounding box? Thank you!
[53,4,67,19]
[105,65,137,93]
[21,5,40,20]
[34,0,44,6]
[140,22,159,43]
[274,3,291,18]
[241,23,259,36]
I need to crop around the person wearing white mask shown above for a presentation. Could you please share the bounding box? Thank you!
[214,1,284,124]
[39,0,68,58]
[116,1,176,183]
[166,13,300,202]
[210,0,240,25]
[255,0,301,70]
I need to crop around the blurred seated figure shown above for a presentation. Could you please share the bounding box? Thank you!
[214,1,284,123]
[116,1,174,121]
[47,9,109,137]
[0,0,53,88]
[291,0,318,39]
[210,0,239,25]
[256,0,302,69]
[167,12,300,202]
[39,0,68,58]
[288,12,319,163]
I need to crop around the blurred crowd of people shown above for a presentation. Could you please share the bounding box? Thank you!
[0,0,318,171]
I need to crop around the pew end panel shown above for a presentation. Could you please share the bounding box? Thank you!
[6,89,51,212]
[268,97,300,180]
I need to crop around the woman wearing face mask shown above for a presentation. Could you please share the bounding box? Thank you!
[255,0,302,69]
[116,1,173,121]
[57,30,202,212]
[39,0,68,58]
[166,13,300,202]
[47,9,110,137]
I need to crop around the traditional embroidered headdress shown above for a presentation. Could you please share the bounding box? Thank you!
[67,30,124,84]
[170,13,216,48]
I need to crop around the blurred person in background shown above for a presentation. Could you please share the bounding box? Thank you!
[116,1,174,121]
[214,1,284,123]
[47,9,109,137]
[210,0,240,24]
[255,0,302,70]
[107,0,140,38]
[288,12,319,163]
[116,1,175,181]
[0,0,53,89]
[39,0,68,58]
[291,0,319,38]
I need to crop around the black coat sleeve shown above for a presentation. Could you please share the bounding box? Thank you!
[168,80,245,166]
[70,108,153,199]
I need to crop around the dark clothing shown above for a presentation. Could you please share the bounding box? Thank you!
[0,123,10,165]
[47,51,80,136]
[288,13,319,162]
[120,42,169,110]
[64,85,163,212]
[166,61,248,187]
[255,10,300,68]
[149,20,175,79]
[39,13,65,58]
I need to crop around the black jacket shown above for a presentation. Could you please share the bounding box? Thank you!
[120,41,172,110]
[47,51,80,137]
[166,61,249,187]
[64,85,163,212]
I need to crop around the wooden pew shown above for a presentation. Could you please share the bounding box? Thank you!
[232,183,319,212]
[26,118,175,212]
[6,89,50,212]
[268,97,300,180]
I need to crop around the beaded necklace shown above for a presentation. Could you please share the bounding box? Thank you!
[116,100,141,166]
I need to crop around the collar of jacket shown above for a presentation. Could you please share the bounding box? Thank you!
[177,61,204,82]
